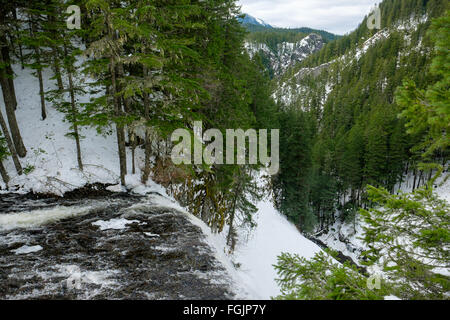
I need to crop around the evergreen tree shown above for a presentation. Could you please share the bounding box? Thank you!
[274,251,390,300]
[361,174,449,299]
[273,110,315,232]
[0,3,27,157]
[47,6,85,171]
[226,166,261,251]
[396,11,450,161]
[83,0,133,186]
[21,2,54,120]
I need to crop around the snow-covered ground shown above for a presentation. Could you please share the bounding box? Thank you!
[139,188,323,300]
[0,61,165,196]
[232,198,321,299]
[183,174,323,299]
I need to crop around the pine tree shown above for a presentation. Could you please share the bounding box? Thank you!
[274,251,390,300]
[273,110,315,232]
[47,6,85,172]
[361,175,449,299]
[45,0,64,92]
[396,11,450,161]
[226,166,261,251]
[0,4,27,157]
[132,0,206,183]
[21,3,53,120]
[84,0,132,186]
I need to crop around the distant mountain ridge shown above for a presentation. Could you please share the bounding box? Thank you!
[239,13,273,29]
[239,13,338,78]
[239,13,339,41]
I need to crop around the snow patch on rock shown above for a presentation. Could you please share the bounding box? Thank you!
[11,245,43,255]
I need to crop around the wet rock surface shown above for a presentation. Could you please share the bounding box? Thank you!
[0,192,236,300]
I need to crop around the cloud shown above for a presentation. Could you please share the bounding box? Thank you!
[237,0,380,34]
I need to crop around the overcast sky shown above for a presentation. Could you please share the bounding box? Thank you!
[238,0,380,35]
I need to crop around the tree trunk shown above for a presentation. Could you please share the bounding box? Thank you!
[418,170,423,188]
[48,12,64,91]
[29,15,46,120]
[142,128,151,184]
[227,177,242,251]
[36,52,46,120]
[0,160,9,185]
[142,66,151,184]
[52,46,64,91]
[226,203,237,249]
[0,50,26,158]
[0,111,22,175]
[118,64,135,173]
[105,13,127,187]
[0,37,17,109]
[0,4,17,108]
[131,132,136,175]
[110,60,127,186]
[66,56,83,171]
[11,8,24,70]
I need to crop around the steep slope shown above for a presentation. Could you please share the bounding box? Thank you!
[316,174,450,273]
[273,14,429,107]
[266,1,449,299]
[199,173,323,299]
[239,13,273,29]
[233,196,321,299]
[240,14,337,78]
[0,62,158,195]
[268,0,448,235]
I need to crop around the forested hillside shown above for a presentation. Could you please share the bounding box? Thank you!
[243,26,337,78]
[271,0,449,232]
[245,33,326,78]
[273,0,449,301]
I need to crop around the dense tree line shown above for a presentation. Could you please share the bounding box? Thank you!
[243,25,338,43]
[246,30,311,52]
[289,0,448,69]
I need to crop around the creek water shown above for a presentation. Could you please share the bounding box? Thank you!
[0,190,237,299]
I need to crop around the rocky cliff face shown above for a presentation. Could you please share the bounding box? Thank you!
[245,33,325,77]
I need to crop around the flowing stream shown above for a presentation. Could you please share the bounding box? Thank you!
[0,189,237,300]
